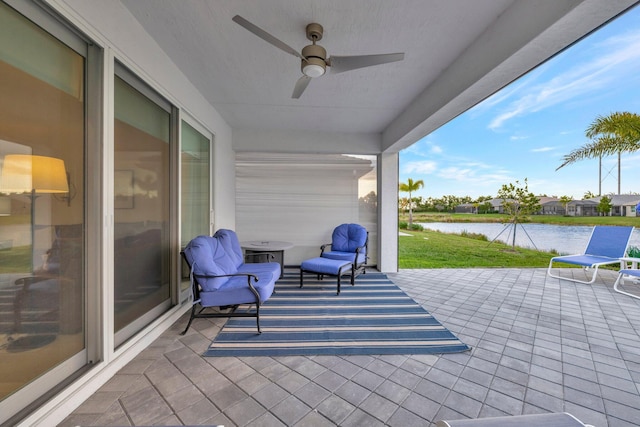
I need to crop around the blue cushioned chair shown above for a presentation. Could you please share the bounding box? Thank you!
[321,223,368,277]
[181,229,280,335]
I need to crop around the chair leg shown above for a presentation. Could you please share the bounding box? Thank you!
[256,304,262,334]
[299,269,304,288]
[547,260,600,285]
[180,305,198,335]
[614,272,640,299]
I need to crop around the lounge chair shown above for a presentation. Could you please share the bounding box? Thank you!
[547,225,634,284]
[613,267,640,299]
[436,412,593,426]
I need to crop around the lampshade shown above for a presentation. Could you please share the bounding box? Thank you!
[0,196,10,216]
[0,154,69,194]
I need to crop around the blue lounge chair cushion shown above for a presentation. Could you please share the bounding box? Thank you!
[321,223,367,263]
[199,273,275,307]
[300,257,351,275]
[183,230,280,294]
[214,228,245,269]
[183,235,237,291]
[619,269,640,278]
[552,254,619,267]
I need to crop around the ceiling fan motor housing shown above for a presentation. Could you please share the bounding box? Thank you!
[301,44,327,77]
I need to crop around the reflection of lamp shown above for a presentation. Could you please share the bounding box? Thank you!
[0,155,69,194]
[0,155,69,269]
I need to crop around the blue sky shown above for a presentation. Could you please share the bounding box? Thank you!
[399,5,640,200]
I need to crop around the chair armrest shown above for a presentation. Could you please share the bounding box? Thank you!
[193,272,261,299]
[354,245,368,268]
[194,272,259,282]
[15,275,55,290]
[320,243,332,254]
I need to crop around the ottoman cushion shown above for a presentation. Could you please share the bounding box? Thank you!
[301,257,351,275]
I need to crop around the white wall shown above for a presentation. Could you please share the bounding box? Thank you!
[55,0,236,229]
[233,128,382,155]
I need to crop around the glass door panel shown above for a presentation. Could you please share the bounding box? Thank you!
[0,1,85,403]
[180,121,211,292]
[113,75,171,344]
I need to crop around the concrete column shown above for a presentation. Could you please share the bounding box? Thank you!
[378,153,398,272]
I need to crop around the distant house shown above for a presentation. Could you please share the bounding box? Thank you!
[454,199,511,214]
[456,194,640,216]
[454,203,476,213]
[567,199,598,216]
[589,194,640,216]
[539,197,562,215]
[545,195,640,217]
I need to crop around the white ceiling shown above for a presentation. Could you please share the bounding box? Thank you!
[121,0,639,153]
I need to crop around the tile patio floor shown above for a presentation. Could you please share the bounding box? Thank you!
[59,268,640,427]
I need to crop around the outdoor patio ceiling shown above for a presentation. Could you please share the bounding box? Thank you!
[121,0,639,154]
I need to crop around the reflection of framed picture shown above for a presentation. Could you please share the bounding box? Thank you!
[115,170,134,209]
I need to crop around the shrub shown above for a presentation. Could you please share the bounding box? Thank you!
[628,246,640,258]
[460,230,488,241]
[399,221,424,231]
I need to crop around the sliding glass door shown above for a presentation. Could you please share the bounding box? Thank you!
[0,1,87,421]
[113,69,172,345]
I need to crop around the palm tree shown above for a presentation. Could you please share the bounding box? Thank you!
[556,112,640,194]
[399,178,424,228]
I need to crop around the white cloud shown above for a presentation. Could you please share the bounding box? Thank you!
[403,160,437,174]
[436,165,513,185]
[487,29,640,130]
[510,135,529,141]
[531,146,556,153]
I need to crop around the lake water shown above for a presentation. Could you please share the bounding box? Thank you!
[416,222,640,255]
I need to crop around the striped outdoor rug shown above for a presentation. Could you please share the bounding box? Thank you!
[204,271,470,357]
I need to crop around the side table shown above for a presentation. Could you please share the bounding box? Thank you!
[241,240,294,279]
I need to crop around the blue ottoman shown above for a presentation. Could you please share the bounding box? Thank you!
[300,257,353,295]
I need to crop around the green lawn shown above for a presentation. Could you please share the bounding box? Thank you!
[401,212,639,227]
[0,245,31,273]
[400,229,560,269]
[398,213,640,268]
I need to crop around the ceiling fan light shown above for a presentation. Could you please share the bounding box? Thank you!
[303,63,325,77]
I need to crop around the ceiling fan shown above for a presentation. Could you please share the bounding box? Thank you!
[232,15,405,99]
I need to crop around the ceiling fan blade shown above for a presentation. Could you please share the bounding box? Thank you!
[232,15,304,60]
[292,75,312,99]
[328,53,405,73]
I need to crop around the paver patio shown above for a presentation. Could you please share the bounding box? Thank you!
[59,268,640,427]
